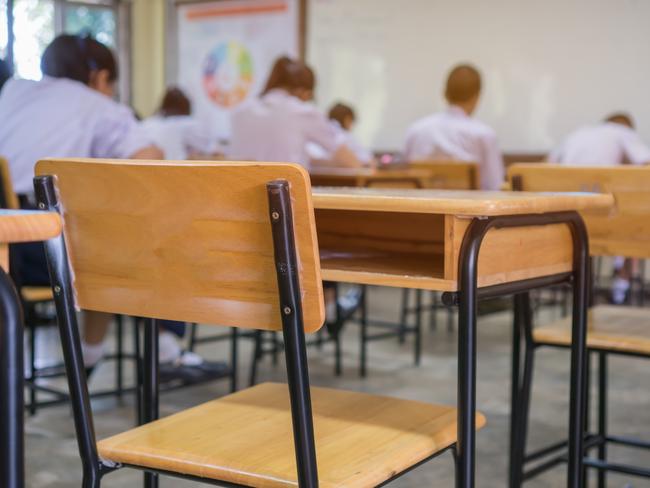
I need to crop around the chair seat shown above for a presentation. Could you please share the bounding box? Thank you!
[533,305,650,355]
[21,286,53,303]
[98,382,485,487]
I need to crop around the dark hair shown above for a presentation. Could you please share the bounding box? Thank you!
[445,64,481,104]
[262,56,315,95]
[328,102,355,126]
[0,59,12,92]
[605,112,634,129]
[159,87,191,117]
[41,34,118,85]
[262,56,294,95]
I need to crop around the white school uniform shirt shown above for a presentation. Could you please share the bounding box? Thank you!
[228,89,342,168]
[548,122,650,166]
[140,115,220,160]
[403,106,505,190]
[0,77,152,195]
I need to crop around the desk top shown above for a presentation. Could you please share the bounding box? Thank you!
[0,210,62,244]
[310,167,429,178]
[312,187,614,216]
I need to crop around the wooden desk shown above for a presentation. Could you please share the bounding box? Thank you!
[309,168,429,188]
[311,187,613,488]
[0,210,62,488]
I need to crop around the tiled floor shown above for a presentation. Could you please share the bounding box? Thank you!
[25,286,650,487]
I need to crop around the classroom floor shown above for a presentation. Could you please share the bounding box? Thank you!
[25,286,650,487]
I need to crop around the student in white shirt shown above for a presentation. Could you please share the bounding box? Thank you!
[549,113,650,304]
[549,113,650,166]
[403,64,505,190]
[229,57,363,169]
[0,35,222,380]
[141,87,221,160]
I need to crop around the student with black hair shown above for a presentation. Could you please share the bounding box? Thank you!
[142,87,221,160]
[0,35,223,381]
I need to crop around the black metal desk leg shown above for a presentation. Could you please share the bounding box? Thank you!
[456,217,490,488]
[143,318,159,488]
[509,294,523,488]
[567,214,590,488]
[0,269,24,488]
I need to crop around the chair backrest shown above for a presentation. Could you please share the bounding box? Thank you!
[507,163,650,258]
[0,157,20,210]
[408,160,479,189]
[35,159,325,332]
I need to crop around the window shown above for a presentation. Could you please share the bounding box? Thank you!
[65,4,117,48]
[13,0,55,80]
[0,0,7,59]
[1,0,127,96]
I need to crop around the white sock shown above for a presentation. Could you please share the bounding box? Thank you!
[159,330,182,363]
[81,341,105,368]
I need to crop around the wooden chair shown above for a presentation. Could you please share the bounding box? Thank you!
[507,164,650,486]
[408,160,480,190]
[35,159,485,487]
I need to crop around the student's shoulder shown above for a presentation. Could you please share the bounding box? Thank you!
[407,113,442,133]
[467,117,497,139]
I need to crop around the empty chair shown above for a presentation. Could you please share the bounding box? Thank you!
[35,159,485,487]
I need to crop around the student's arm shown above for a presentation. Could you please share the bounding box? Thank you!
[130,145,164,160]
[621,131,650,165]
[93,102,162,160]
[302,108,363,168]
[480,130,505,190]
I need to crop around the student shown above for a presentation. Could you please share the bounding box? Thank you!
[0,59,12,92]
[141,87,221,160]
[549,113,650,166]
[0,35,223,381]
[403,64,504,190]
[228,57,363,169]
[549,113,650,304]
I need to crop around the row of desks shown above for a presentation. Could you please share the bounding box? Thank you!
[0,183,613,488]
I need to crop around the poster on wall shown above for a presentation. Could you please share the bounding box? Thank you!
[177,0,300,140]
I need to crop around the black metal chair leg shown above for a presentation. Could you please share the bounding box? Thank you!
[249,330,262,387]
[511,293,535,488]
[399,288,409,342]
[429,291,438,331]
[509,295,523,488]
[230,327,238,393]
[359,287,368,378]
[188,323,198,352]
[414,288,422,366]
[0,269,25,488]
[115,315,124,402]
[142,318,159,488]
[133,318,142,426]
[583,352,592,486]
[28,323,37,416]
[334,329,342,376]
[597,352,608,488]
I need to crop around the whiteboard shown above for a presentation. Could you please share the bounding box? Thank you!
[176,0,299,139]
[307,0,650,153]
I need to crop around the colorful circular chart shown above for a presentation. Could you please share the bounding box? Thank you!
[202,41,254,108]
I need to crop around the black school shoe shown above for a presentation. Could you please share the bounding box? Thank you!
[159,351,230,385]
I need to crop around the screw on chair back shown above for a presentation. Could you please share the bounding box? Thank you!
[34,159,325,331]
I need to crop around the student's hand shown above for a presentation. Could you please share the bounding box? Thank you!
[331,145,363,168]
[130,145,164,160]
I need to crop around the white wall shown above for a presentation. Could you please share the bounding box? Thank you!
[307,0,650,152]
